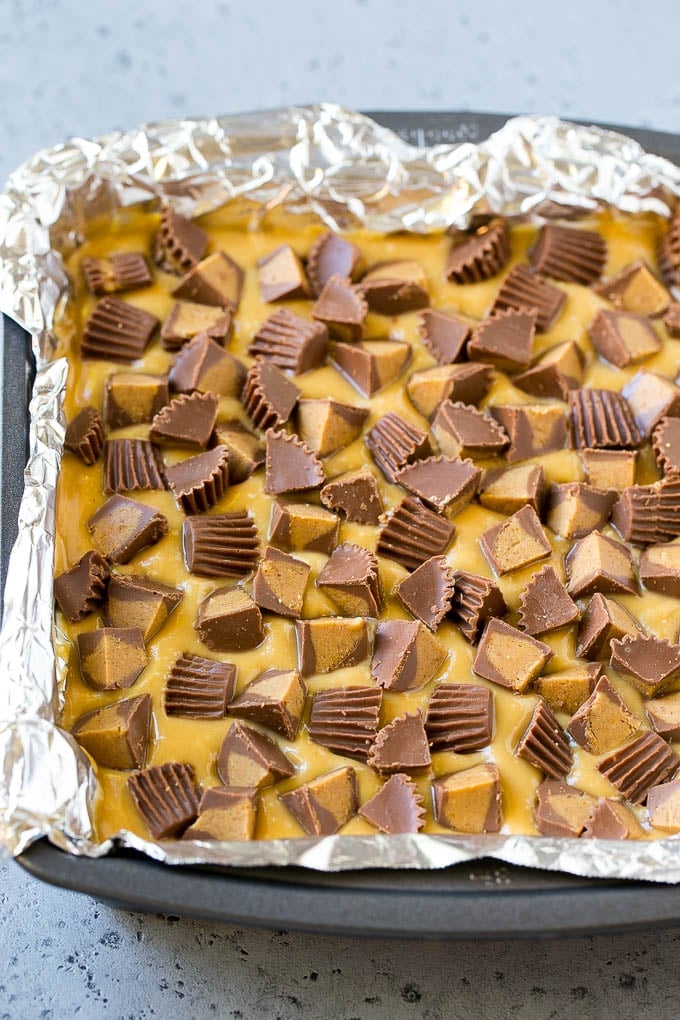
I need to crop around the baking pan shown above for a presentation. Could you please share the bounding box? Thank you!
[9,111,680,938]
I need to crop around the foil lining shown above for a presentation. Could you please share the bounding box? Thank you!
[1,104,680,882]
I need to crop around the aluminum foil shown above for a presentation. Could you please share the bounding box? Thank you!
[2,104,680,882]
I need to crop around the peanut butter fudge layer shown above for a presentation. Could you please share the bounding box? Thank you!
[54,207,680,844]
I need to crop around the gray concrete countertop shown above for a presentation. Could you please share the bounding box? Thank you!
[2,1,680,1016]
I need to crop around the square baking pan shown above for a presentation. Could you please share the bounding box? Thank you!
[7,110,680,939]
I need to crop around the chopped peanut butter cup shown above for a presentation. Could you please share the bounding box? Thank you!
[425,683,493,754]
[433,763,502,833]
[371,620,447,692]
[446,219,509,284]
[432,400,508,459]
[320,469,384,525]
[365,412,432,483]
[449,571,507,643]
[182,786,258,843]
[639,542,680,595]
[164,653,235,719]
[597,731,679,805]
[103,439,166,493]
[161,301,233,350]
[609,633,680,697]
[647,780,680,833]
[81,297,159,362]
[312,274,367,341]
[154,208,208,275]
[513,340,585,401]
[165,446,230,514]
[252,546,310,618]
[515,700,572,779]
[473,619,552,693]
[489,404,567,462]
[82,252,153,296]
[103,372,169,429]
[646,691,680,740]
[149,391,219,449]
[517,564,579,635]
[652,416,680,476]
[257,243,310,302]
[581,449,637,493]
[575,593,642,661]
[269,499,339,554]
[168,333,246,397]
[596,259,669,316]
[545,482,615,540]
[491,263,566,332]
[406,363,492,419]
[280,766,358,835]
[316,543,383,617]
[583,798,643,840]
[213,420,264,484]
[307,231,365,297]
[395,455,481,517]
[358,260,430,314]
[377,496,455,570]
[393,555,455,632]
[529,224,606,284]
[418,308,471,364]
[128,762,200,839]
[183,511,259,578]
[612,479,680,545]
[87,494,168,563]
[264,428,325,495]
[295,618,369,676]
[64,407,105,465]
[297,398,368,458]
[658,213,680,289]
[243,358,299,432]
[329,339,412,397]
[173,251,245,309]
[229,667,307,740]
[569,388,640,450]
[73,694,151,771]
[104,573,182,641]
[534,779,597,838]
[479,463,544,516]
[534,663,601,716]
[589,308,661,368]
[217,721,294,789]
[248,308,327,374]
[195,586,264,652]
[77,627,147,691]
[359,774,425,834]
[467,308,535,372]
[309,686,382,759]
[567,676,639,754]
[54,550,110,623]
[480,504,551,576]
[368,710,431,773]
[663,302,680,336]
[566,531,638,598]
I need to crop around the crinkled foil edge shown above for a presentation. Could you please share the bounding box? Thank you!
[1,104,680,882]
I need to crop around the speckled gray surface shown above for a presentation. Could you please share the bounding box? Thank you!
[3,1,680,1017]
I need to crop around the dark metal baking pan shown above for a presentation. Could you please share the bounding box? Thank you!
[7,111,680,937]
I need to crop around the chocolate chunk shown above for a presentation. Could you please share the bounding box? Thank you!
[393,555,455,632]
[365,412,432,483]
[72,694,151,770]
[77,627,147,691]
[598,731,679,805]
[54,550,110,623]
[535,779,597,837]
[154,208,208,275]
[652,416,680,476]
[269,499,339,554]
[329,339,412,397]
[473,619,552,692]
[149,391,219,449]
[596,259,670,316]
[582,449,637,492]
[257,244,310,302]
[516,700,572,778]
[449,571,507,643]
[513,340,585,401]
[82,252,153,295]
[161,301,233,351]
[183,511,259,577]
[103,373,169,429]
[432,400,508,459]
[647,780,680,832]
[248,309,327,374]
[243,358,299,432]
[639,542,680,595]
[307,231,365,296]
[518,565,579,635]
[128,762,199,839]
[646,691,680,740]
[371,620,447,692]
[316,543,383,617]
[568,388,640,450]
[280,766,358,835]
[164,653,235,719]
[425,683,493,754]
[368,710,431,773]
[395,455,481,516]
[320,469,384,525]
[433,763,502,833]
[610,633,680,697]
[103,439,166,493]
[252,546,310,618]
[104,573,182,641]
[229,668,306,740]
[64,407,105,465]
[168,333,246,397]
[489,404,567,462]
[213,421,264,484]
[611,479,680,545]
[297,399,368,457]
[87,494,168,563]
[172,251,244,309]
[359,774,425,834]
[309,686,382,759]
[183,786,258,842]
[588,308,661,368]
[295,618,369,675]
[479,463,545,516]
[165,446,229,514]
[358,260,430,314]
[419,308,471,364]
[467,309,535,371]
[566,531,638,598]
[195,586,264,652]
[534,663,602,716]
[491,264,566,332]
[446,219,509,283]
[81,297,159,362]
[312,274,367,341]
[264,428,325,495]
[546,482,615,539]
[583,797,643,840]
[567,675,639,754]
[658,213,680,289]
[529,224,606,284]
[663,302,680,336]
[377,496,455,570]
[217,721,294,788]
[480,504,551,576]
[575,593,642,661]
[406,363,492,419]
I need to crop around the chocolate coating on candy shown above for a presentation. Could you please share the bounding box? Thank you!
[395,455,481,516]
[297,399,368,458]
[647,778,680,832]
[165,446,230,514]
[295,618,369,675]
[269,499,339,554]
[172,251,245,309]
[646,691,680,741]
[566,531,638,598]
[517,565,579,636]
[480,504,551,576]
[513,340,585,401]
[596,259,669,316]
[545,482,616,540]
[252,546,310,618]
[446,219,509,284]
[54,550,110,623]
[164,653,235,719]
[309,686,382,760]
[82,252,153,295]
[479,463,545,516]
[81,297,159,362]
[154,208,207,275]
[312,274,367,341]
[195,586,264,652]
[609,633,680,697]
[149,391,219,449]
[368,710,431,773]
[534,779,597,838]
[161,301,233,350]
[183,511,259,578]
[359,774,425,834]
[582,798,643,840]
[358,260,430,314]
[316,543,383,617]
[128,762,200,839]
[217,721,294,789]
[639,542,680,596]
[612,479,680,545]
[393,555,455,632]
[467,308,535,371]
[243,358,299,432]
[72,694,151,771]
[320,469,383,525]
[307,231,365,296]
[87,494,168,563]
[568,388,640,450]
[515,700,572,779]
[104,573,182,641]
[248,309,327,374]
[567,676,639,754]
[575,593,642,661]
[425,683,493,754]
[432,400,508,459]
[489,404,566,462]
[103,439,166,493]
[377,496,455,571]
[589,308,661,368]
[597,731,680,805]
[64,407,105,465]
[213,421,264,484]
[449,570,507,643]
[406,363,492,419]
[77,627,147,691]
[473,619,552,693]
[433,763,502,833]
[264,428,325,495]
[622,371,680,438]
[491,263,566,332]
[365,412,432,483]
[329,339,412,397]
[229,668,307,740]
[103,373,169,429]
[652,417,680,477]
[257,243,310,302]
[183,786,258,842]
[418,308,471,364]
[529,224,606,284]
[371,620,447,692]
[280,766,358,836]
[168,333,246,397]
[658,213,680,289]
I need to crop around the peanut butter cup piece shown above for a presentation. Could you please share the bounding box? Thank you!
[480,504,551,576]
[450,571,507,643]
[77,627,147,691]
[320,469,383,525]
[467,308,535,371]
[161,301,233,351]
[406,363,492,419]
[598,731,679,805]
[81,297,159,362]
[54,550,110,623]
[128,762,200,839]
[529,224,606,284]
[103,373,169,430]
[433,763,502,833]
[264,428,325,495]
[368,710,431,774]
[589,308,661,368]
[663,302,680,336]
[569,388,640,450]
[365,412,431,483]
[610,633,680,697]
[425,683,493,754]
[316,543,383,617]
[393,555,455,632]
[104,573,182,641]
[491,263,566,332]
[658,213,680,289]
[513,340,585,401]
[87,494,168,563]
[432,400,508,459]
[164,653,235,719]
[567,675,639,754]
[165,446,230,514]
[596,259,670,316]
[257,243,310,302]
[243,358,299,432]
[229,667,306,740]
[515,700,572,778]
[446,219,509,284]
[72,694,151,771]
[575,594,642,661]
[312,274,367,341]
[195,586,264,652]
[358,260,430,314]
[473,619,552,693]
[330,339,412,397]
[583,797,643,840]
[646,690,680,740]
[545,482,616,540]
[517,564,579,635]
[534,663,602,716]
[154,208,207,275]
[396,455,481,517]
[295,618,369,675]
[173,251,244,309]
[639,541,680,595]
[359,774,425,834]
[479,463,545,517]
[248,309,327,374]
[183,786,258,842]
[297,399,369,458]
[169,333,246,397]
[149,391,219,449]
[611,479,680,545]
[213,420,264,484]
[489,404,567,462]
[377,496,455,571]
[418,308,471,364]
[217,721,294,789]
[269,499,339,554]
[64,407,105,465]
[566,531,638,598]
[103,439,166,493]
[582,449,637,493]
[183,511,259,578]
[652,416,680,476]
[307,231,365,297]
[534,779,597,838]
[252,546,310,618]
[280,766,358,835]
[646,779,680,832]
[82,252,153,296]
[309,686,382,759]
[371,620,447,692]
